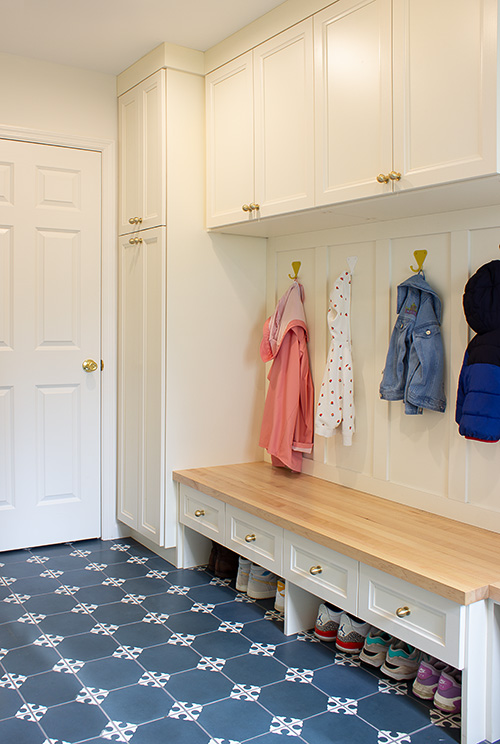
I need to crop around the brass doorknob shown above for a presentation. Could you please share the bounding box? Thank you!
[377,173,390,183]
[249,203,260,211]
[242,204,252,212]
[389,171,402,181]
[82,359,98,373]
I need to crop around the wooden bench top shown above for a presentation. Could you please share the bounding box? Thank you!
[173,461,500,606]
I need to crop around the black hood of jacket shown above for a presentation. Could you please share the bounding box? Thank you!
[463,259,500,335]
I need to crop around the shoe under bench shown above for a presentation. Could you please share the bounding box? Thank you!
[173,461,500,744]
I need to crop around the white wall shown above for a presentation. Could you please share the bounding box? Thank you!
[0,52,116,141]
[267,205,500,533]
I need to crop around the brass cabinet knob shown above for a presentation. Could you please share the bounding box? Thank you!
[194,509,205,517]
[309,565,323,575]
[242,204,252,212]
[376,173,390,184]
[128,216,143,224]
[245,533,256,542]
[128,237,143,245]
[389,171,402,181]
[82,359,98,373]
[396,605,411,618]
[249,203,260,211]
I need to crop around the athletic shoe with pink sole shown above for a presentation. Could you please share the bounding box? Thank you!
[434,668,461,714]
[412,656,453,700]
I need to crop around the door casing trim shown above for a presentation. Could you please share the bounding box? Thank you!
[0,124,123,540]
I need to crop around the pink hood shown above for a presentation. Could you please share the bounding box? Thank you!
[260,281,308,362]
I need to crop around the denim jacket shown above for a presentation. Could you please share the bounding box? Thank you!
[380,273,446,415]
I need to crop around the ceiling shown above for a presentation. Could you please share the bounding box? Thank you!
[0,0,286,75]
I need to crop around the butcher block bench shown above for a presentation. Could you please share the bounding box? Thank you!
[173,461,500,744]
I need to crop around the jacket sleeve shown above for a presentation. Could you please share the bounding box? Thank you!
[293,329,314,453]
[455,352,468,425]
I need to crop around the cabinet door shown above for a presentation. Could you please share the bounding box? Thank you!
[254,19,315,217]
[206,52,254,228]
[393,0,498,189]
[118,70,166,235]
[117,227,166,544]
[314,0,393,205]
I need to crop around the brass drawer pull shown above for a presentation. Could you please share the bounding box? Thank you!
[128,237,143,245]
[309,565,323,575]
[396,606,411,618]
[249,203,260,211]
[128,216,143,224]
[242,204,252,212]
[377,173,390,184]
[194,509,205,518]
[245,533,256,543]
[389,170,402,181]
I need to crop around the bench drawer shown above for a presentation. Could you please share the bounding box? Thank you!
[179,485,225,543]
[359,564,465,668]
[284,532,358,615]
[226,505,283,574]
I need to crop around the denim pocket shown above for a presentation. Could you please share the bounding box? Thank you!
[406,323,446,412]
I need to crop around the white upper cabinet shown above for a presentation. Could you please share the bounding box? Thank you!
[118,70,166,235]
[315,0,499,204]
[206,20,314,228]
[315,0,393,204]
[392,0,498,189]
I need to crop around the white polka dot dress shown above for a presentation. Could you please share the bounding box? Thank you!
[315,271,355,445]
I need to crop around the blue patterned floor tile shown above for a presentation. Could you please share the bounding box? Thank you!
[125,543,158,558]
[300,709,379,743]
[119,577,170,596]
[55,567,106,588]
[410,724,461,743]
[0,588,12,601]
[91,600,147,626]
[18,669,83,707]
[22,592,78,615]
[140,592,193,615]
[165,667,234,705]
[241,619,289,646]
[112,620,172,648]
[258,679,329,719]
[0,561,52,580]
[145,556,177,571]
[357,690,432,734]
[245,733,305,744]
[192,629,252,659]
[0,549,32,564]
[164,568,214,587]
[56,631,119,662]
[43,553,93,571]
[5,576,61,596]
[272,639,335,670]
[30,542,74,555]
[213,600,266,624]
[165,609,221,636]
[130,714,211,744]
[100,682,173,724]
[312,662,380,699]
[38,699,110,742]
[74,584,126,606]
[1,644,60,676]
[38,610,97,637]
[100,562,151,580]
[188,583,237,604]
[138,643,201,674]
[0,685,24,720]
[0,618,42,652]
[0,715,47,743]
[223,654,288,687]
[0,600,30,623]
[77,654,145,690]
[197,697,273,741]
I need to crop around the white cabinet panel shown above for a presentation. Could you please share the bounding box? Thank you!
[314,0,393,204]
[117,227,166,543]
[118,70,166,235]
[179,484,225,543]
[226,505,283,574]
[359,564,465,668]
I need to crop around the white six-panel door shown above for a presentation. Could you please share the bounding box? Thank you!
[0,139,101,550]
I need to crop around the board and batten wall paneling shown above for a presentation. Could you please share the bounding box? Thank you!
[266,208,500,533]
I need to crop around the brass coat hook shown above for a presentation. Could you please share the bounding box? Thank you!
[410,250,427,273]
[288,261,301,281]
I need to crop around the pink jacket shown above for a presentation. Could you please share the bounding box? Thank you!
[259,281,314,472]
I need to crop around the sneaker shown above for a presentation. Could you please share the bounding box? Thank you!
[359,628,393,667]
[434,668,461,714]
[235,557,252,592]
[274,578,285,612]
[336,613,371,653]
[246,564,277,599]
[412,656,452,700]
[381,639,421,680]
[314,603,342,642]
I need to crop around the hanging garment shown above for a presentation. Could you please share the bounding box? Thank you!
[379,272,446,415]
[259,281,314,472]
[315,271,355,445]
[456,259,500,441]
